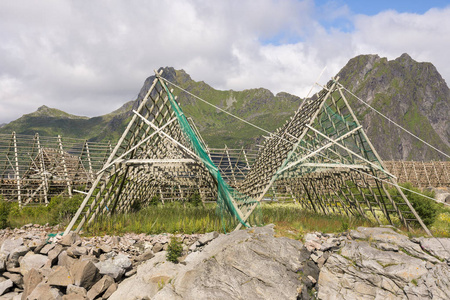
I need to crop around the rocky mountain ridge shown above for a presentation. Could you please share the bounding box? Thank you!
[1,53,449,160]
[337,53,450,160]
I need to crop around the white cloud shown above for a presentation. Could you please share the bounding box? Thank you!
[0,0,449,125]
[352,7,450,79]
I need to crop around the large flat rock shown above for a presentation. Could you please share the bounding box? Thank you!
[318,226,450,300]
[110,225,304,300]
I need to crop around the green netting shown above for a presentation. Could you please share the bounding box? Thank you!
[160,80,259,229]
[273,92,388,182]
[323,103,357,128]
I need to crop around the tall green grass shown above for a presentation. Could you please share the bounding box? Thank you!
[4,194,84,229]
[3,192,450,239]
[84,202,376,237]
[86,203,236,236]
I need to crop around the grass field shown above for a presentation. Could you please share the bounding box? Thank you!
[2,192,449,239]
[83,202,377,238]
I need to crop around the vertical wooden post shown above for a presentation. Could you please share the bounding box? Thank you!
[58,135,72,197]
[85,141,94,182]
[36,133,49,204]
[431,161,441,187]
[422,161,430,187]
[225,145,237,186]
[412,162,420,188]
[13,132,21,208]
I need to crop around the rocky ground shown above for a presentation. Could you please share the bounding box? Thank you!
[0,224,449,299]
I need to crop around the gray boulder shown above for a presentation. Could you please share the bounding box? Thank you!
[27,282,63,300]
[19,252,48,276]
[110,225,304,300]
[86,275,114,300]
[71,260,100,290]
[419,237,450,261]
[57,251,77,269]
[317,227,450,300]
[95,254,131,280]
[59,232,81,247]
[47,266,73,287]
[6,245,29,269]
[22,268,43,300]
[135,249,155,262]
[66,246,87,258]
[94,261,124,281]
[102,282,118,299]
[0,279,13,296]
[3,272,23,289]
[197,231,219,245]
[39,243,56,255]
[66,284,87,297]
[47,244,64,266]
[152,242,163,253]
[0,238,24,254]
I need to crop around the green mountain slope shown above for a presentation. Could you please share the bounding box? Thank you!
[1,54,449,161]
[0,101,135,142]
[135,67,301,148]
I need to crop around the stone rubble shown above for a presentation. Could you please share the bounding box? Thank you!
[0,224,218,299]
[0,224,449,299]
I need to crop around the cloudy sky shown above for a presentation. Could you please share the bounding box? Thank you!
[1,0,449,125]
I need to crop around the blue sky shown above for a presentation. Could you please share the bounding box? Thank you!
[264,0,450,44]
[1,0,450,124]
[328,0,449,15]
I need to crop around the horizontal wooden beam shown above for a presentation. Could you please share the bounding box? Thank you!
[121,159,196,165]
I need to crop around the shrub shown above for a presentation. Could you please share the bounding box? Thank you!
[189,191,202,207]
[8,202,22,218]
[166,236,183,263]
[389,183,438,226]
[149,195,160,206]
[0,199,11,229]
[47,194,84,225]
[130,200,142,212]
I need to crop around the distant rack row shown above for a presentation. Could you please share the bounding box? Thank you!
[1,133,448,207]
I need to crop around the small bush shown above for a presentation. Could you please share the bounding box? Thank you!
[0,199,11,229]
[8,202,22,218]
[130,200,142,212]
[47,194,84,225]
[189,191,202,207]
[389,183,438,226]
[149,195,160,206]
[340,220,349,232]
[166,236,183,263]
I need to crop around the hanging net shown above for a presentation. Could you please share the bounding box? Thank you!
[159,80,260,229]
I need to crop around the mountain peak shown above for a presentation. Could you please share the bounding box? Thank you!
[336,52,450,160]
[397,53,413,61]
[395,53,416,67]
[29,105,87,120]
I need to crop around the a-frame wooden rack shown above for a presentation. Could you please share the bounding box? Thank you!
[238,78,431,234]
[65,72,431,235]
[65,70,218,234]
